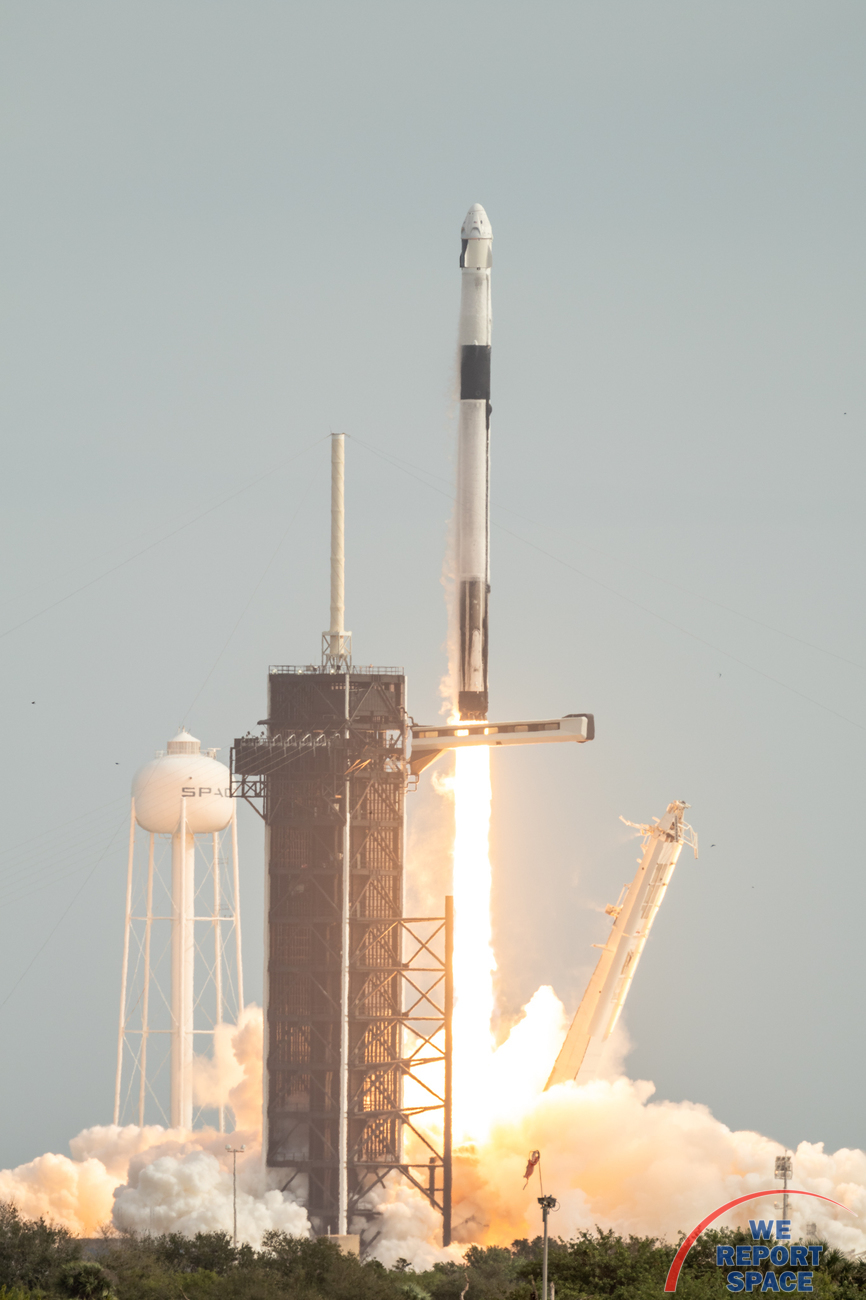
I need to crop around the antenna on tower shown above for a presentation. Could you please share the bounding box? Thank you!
[322,432,352,671]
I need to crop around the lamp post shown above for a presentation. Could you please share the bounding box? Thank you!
[538,1195,558,1300]
[225,1144,245,1247]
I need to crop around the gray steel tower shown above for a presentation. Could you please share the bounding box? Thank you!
[233,436,451,1238]
[234,666,407,1232]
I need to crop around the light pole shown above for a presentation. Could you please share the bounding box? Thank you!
[225,1144,245,1247]
[775,1153,793,1225]
[538,1194,558,1300]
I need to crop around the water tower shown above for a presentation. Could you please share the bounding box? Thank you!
[114,728,244,1131]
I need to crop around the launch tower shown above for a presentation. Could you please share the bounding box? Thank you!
[233,436,451,1237]
[234,666,408,1231]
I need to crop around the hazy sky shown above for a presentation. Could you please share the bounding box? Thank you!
[1,1,864,1171]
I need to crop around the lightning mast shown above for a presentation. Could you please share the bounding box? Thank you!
[323,432,351,672]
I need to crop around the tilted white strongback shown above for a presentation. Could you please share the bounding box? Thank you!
[114,729,244,1130]
[546,801,697,1089]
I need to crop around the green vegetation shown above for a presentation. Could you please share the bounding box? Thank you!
[1,1201,862,1300]
[0,1205,81,1293]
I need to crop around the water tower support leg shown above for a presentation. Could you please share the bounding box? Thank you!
[138,833,154,1127]
[171,799,195,1129]
[213,830,224,1133]
[114,800,136,1125]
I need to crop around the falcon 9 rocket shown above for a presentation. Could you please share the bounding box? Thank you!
[456,203,492,721]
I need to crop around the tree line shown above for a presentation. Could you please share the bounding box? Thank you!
[1,1201,862,1300]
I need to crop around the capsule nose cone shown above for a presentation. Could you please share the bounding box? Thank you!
[461,203,492,240]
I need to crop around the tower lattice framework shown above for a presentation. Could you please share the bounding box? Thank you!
[234,667,450,1235]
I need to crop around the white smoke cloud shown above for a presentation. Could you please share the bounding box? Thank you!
[0,1005,310,1244]
[2,990,865,1260]
[193,1002,264,1132]
[0,1150,118,1238]
[437,988,866,1256]
[357,1180,464,1271]
[113,1148,308,1244]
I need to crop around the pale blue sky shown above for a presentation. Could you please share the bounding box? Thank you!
[1,0,864,1168]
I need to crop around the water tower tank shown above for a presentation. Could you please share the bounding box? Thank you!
[132,729,233,834]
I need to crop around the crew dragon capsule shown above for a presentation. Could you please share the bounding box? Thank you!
[456,203,492,721]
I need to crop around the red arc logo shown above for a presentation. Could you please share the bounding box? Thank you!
[664,1189,854,1292]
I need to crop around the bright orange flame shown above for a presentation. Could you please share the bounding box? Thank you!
[451,746,497,1140]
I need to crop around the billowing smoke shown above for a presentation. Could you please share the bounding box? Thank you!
[0,1005,309,1245]
[192,1002,264,1132]
[113,1148,309,1241]
[2,990,866,1256]
[360,1181,464,1271]
[412,987,866,1258]
[0,1147,118,1239]
[345,986,866,1267]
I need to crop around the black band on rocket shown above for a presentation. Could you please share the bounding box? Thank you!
[458,690,488,720]
[460,345,491,401]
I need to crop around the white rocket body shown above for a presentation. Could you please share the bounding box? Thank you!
[546,801,697,1089]
[456,203,492,720]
